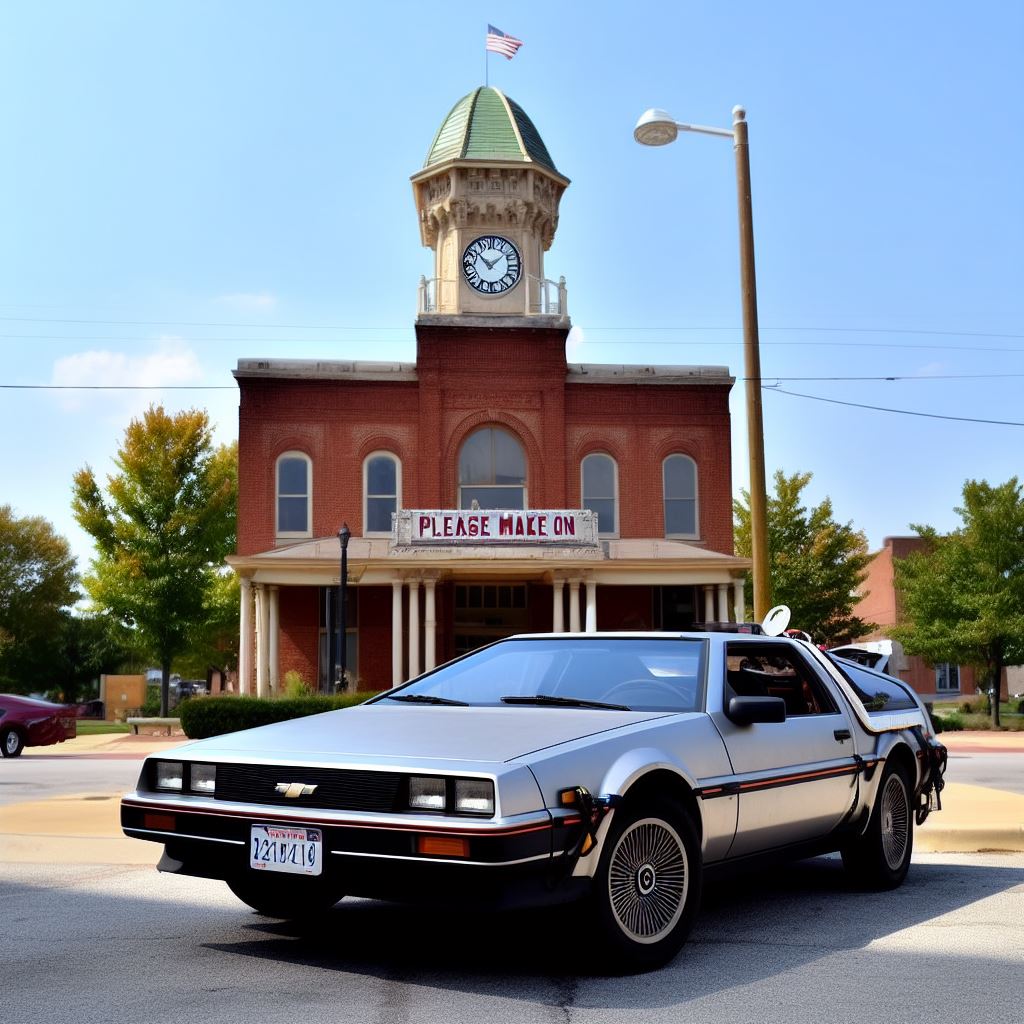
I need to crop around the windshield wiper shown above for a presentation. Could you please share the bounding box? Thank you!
[384,693,470,706]
[500,694,630,711]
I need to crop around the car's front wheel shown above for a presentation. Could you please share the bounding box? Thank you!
[1,728,25,758]
[226,873,345,918]
[841,760,914,889]
[587,798,702,971]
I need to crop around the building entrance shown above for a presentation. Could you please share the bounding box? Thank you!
[453,583,529,656]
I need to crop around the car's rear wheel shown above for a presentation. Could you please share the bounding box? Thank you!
[1,728,25,758]
[587,798,702,971]
[841,759,914,889]
[226,873,345,918]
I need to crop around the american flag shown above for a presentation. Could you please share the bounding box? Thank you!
[486,25,523,60]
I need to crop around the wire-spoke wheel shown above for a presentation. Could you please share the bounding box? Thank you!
[589,798,701,971]
[841,759,914,890]
[879,773,911,871]
[608,818,688,943]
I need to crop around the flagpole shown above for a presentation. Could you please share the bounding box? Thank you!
[485,30,489,86]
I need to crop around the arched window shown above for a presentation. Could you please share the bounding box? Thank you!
[581,453,618,536]
[276,452,312,538]
[458,427,526,509]
[663,455,698,538]
[364,452,401,535]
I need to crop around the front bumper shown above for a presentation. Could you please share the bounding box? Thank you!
[121,793,590,909]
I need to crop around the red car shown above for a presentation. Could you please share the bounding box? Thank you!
[0,694,78,758]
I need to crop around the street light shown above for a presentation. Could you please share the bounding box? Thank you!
[634,104,770,620]
[338,523,351,692]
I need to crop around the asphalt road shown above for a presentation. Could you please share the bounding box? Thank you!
[0,756,143,805]
[3,853,1023,1024]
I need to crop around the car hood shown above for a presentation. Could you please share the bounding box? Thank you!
[174,704,675,767]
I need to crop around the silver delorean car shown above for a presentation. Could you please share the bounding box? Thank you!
[122,623,946,970]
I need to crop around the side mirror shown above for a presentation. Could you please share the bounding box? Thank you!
[727,695,787,726]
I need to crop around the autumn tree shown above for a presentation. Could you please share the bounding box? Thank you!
[73,407,237,716]
[892,478,1024,727]
[0,506,79,692]
[734,470,874,644]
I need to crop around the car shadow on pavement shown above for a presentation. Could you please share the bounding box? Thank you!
[201,854,1024,1005]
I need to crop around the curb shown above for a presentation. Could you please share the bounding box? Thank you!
[915,826,1024,854]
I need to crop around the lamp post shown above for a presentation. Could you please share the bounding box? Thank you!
[634,105,770,620]
[338,523,351,692]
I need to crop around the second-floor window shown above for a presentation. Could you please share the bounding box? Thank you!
[581,453,618,536]
[663,454,698,538]
[364,452,400,534]
[459,427,526,509]
[277,452,312,538]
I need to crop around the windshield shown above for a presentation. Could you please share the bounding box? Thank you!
[378,637,707,712]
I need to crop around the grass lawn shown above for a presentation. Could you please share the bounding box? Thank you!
[75,720,131,735]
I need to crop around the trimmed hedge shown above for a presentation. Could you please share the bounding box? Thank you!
[179,693,380,739]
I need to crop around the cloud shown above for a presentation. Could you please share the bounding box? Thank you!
[50,337,204,413]
[216,292,278,312]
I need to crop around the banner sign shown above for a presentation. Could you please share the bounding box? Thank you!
[394,509,599,547]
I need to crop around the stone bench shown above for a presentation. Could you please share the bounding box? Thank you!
[127,717,181,736]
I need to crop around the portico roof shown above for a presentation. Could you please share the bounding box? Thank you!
[227,535,750,587]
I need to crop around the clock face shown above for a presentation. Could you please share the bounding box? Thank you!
[462,235,522,294]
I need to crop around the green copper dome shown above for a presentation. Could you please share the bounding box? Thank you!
[424,87,560,175]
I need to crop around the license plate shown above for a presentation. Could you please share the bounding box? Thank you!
[249,824,323,876]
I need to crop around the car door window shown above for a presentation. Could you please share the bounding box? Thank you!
[726,642,838,716]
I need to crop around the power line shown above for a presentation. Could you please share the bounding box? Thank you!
[767,387,1024,427]
[1,314,1021,340]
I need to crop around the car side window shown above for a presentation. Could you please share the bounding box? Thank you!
[725,642,838,716]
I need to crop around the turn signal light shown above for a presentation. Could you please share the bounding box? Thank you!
[143,812,176,831]
[417,835,469,858]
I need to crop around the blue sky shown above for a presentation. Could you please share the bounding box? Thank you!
[2,1,1021,573]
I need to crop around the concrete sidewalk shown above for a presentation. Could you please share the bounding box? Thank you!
[3,730,1022,863]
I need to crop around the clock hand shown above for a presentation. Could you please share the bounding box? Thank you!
[481,253,503,270]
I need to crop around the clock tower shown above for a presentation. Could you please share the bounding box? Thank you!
[411,87,570,320]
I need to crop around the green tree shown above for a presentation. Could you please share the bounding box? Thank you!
[892,478,1024,727]
[72,407,237,716]
[734,470,875,644]
[0,506,79,692]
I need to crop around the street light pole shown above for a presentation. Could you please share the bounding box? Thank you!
[634,105,771,620]
[338,523,351,692]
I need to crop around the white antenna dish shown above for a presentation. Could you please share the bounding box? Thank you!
[761,605,791,637]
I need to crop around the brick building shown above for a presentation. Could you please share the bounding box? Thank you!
[228,87,750,694]
[851,536,986,701]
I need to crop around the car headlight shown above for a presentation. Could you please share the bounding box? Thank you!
[189,763,216,795]
[408,776,446,811]
[155,761,184,791]
[455,779,494,816]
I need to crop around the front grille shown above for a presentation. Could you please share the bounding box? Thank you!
[215,764,403,813]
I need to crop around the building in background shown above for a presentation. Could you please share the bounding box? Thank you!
[848,536,999,701]
[228,87,750,693]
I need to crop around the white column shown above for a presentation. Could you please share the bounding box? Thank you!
[717,583,730,623]
[703,585,715,624]
[391,578,404,687]
[408,578,421,678]
[268,585,280,695]
[255,584,270,699]
[552,578,565,632]
[585,580,597,632]
[733,580,745,624]
[238,577,253,695]
[424,577,437,672]
[569,579,581,632]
